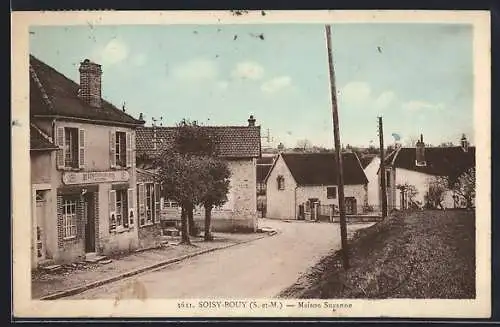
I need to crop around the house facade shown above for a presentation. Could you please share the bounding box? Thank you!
[361,155,381,210]
[265,152,369,220]
[135,116,261,232]
[380,134,476,210]
[30,55,144,268]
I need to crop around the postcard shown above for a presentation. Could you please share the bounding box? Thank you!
[12,9,491,318]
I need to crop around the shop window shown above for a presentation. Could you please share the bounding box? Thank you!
[62,197,78,239]
[109,189,132,232]
[146,184,154,224]
[327,186,337,199]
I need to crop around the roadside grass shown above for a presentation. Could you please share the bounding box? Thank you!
[279,209,475,299]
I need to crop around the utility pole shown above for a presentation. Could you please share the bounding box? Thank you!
[379,116,388,218]
[325,25,349,270]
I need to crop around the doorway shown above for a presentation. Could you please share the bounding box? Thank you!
[345,197,357,215]
[84,193,96,253]
[35,190,47,262]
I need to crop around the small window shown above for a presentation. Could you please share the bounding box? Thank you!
[115,131,127,167]
[277,175,285,190]
[62,197,78,239]
[64,127,79,168]
[327,187,337,199]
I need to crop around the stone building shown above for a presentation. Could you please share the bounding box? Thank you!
[136,116,261,232]
[29,55,144,268]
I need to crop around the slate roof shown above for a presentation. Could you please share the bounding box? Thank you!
[29,55,144,127]
[30,123,59,151]
[257,164,273,183]
[136,126,261,159]
[385,146,476,178]
[276,152,368,186]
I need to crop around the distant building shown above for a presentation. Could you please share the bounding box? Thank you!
[256,154,276,217]
[135,116,261,232]
[30,55,144,268]
[265,152,368,220]
[380,134,475,210]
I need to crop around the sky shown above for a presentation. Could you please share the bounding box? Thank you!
[29,23,474,148]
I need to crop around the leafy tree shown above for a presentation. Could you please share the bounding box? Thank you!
[424,179,447,209]
[200,157,231,241]
[442,167,476,209]
[172,119,220,236]
[156,151,210,244]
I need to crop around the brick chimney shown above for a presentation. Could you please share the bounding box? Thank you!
[79,59,102,108]
[248,115,256,127]
[461,134,469,152]
[415,134,426,167]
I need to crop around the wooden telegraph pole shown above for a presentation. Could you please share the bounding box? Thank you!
[379,116,388,218]
[325,25,349,270]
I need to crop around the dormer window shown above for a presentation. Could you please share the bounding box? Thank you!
[277,175,285,190]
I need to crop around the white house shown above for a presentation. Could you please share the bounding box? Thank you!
[360,154,381,210]
[265,152,369,220]
[380,134,475,210]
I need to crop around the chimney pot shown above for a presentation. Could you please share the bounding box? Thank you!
[79,59,102,108]
[248,115,256,127]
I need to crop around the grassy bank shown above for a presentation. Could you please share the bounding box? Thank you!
[279,210,475,299]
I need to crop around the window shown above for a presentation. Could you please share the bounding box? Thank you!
[64,127,79,168]
[62,197,78,239]
[327,186,337,199]
[277,175,285,190]
[146,184,154,224]
[116,190,129,228]
[115,131,127,167]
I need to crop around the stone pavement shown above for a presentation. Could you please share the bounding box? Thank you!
[32,232,270,300]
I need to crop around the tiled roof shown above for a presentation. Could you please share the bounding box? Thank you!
[387,146,475,178]
[280,152,368,186]
[30,123,58,151]
[136,126,261,159]
[29,55,144,127]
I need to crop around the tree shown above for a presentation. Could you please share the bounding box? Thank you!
[200,157,231,241]
[424,179,447,209]
[295,139,313,152]
[172,119,219,236]
[445,167,476,209]
[396,183,419,209]
[156,151,210,244]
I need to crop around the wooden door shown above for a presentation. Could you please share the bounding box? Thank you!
[35,191,47,262]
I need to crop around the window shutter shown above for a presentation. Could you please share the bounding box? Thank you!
[56,127,65,169]
[131,132,136,168]
[128,188,135,226]
[78,128,86,169]
[126,132,132,168]
[154,183,160,223]
[109,130,116,168]
[109,190,116,232]
[138,183,146,226]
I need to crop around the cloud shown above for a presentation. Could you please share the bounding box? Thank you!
[94,39,128,65]
[402,100,445,111]
[339,81,395,110]
[216,80,229,90]
[232,61,265,80]
[171,59,218,82]
[261,76,292,93]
